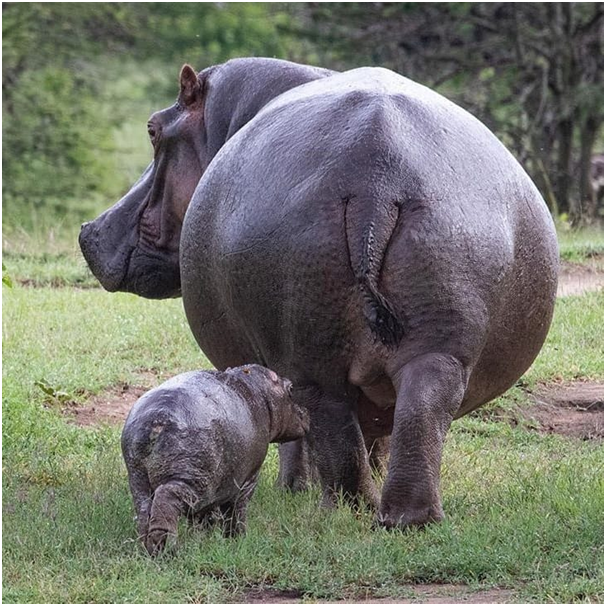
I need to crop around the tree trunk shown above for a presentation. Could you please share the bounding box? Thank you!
[578,115,599,224]
[555,118,574,221]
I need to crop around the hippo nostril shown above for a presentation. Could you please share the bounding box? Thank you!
[81,221,91,231]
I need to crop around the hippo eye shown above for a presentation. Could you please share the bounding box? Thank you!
[147,122,158,142]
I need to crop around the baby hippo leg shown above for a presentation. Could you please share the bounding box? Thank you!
[146,481,199,556]
[220,471,260,538]
[188,506,220,530]
[127,467,153,541]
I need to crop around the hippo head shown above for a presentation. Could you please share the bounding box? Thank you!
[80,58,334,299]
[235,365,310,443]
[79,65,208,298]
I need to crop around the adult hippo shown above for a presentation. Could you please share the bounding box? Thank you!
[80,58,558,528]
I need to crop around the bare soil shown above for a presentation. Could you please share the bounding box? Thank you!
[240,584,515,604]
[524,380,604,440]
[558,259,604,297]
[65,376,604,443]
[63,371,161,427]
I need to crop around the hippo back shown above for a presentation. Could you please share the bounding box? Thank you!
[180,66,557,411]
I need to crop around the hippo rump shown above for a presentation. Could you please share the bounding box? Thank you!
[81,58,558,529]
[122,365,308,555]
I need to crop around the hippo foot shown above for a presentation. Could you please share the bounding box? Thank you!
[144,527,177,557]
[276,472,311,493]
[319,484,380,512]
[375,504,444,530]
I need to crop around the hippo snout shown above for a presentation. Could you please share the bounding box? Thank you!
[78,221,93,246]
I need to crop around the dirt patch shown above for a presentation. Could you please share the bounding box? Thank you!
[240,584,515,604]
[241,589,303,604]
[523,380,604,440]
[558,260,604,297]
[64,372,161,427]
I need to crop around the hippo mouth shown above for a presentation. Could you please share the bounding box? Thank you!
[79,222,181,299]
[121,247,182,299]
[79,220,134,293]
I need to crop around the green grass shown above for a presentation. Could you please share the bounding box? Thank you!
[525,289,604,385]
[2,235,604,603]
[2,249,98,289]
[557,224,604,262]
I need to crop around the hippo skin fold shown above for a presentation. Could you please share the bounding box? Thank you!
[121,365,308,555]
[81,58,558,529]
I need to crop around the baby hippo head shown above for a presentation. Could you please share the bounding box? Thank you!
[235,365,310,442]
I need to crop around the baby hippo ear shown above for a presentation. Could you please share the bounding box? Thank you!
[268,370,279,382]
[179,64,202,107]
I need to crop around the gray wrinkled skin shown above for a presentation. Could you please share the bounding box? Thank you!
[82,58,559,529]
[121,365,308,555]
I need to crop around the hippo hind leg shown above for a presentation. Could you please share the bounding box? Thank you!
[146,481,199,556]
[379,353,466,529]
[126,466,153,542]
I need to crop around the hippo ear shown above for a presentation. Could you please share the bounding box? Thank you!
[179,64,202,107]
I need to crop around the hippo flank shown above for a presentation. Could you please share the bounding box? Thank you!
[82,58,559,529]
[121,365,309,555]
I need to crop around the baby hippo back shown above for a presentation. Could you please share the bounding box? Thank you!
[121,365,308,554]
[123,370,269,503]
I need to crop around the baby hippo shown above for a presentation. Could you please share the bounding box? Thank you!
[121,365,309,555]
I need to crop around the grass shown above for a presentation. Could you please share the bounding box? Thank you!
[2,228,604,603]
[525,289,604,385]
[557,224,604,262]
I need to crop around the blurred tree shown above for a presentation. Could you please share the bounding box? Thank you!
[296,2,604,224]
[2,2,299,230]
[2,3,142,226]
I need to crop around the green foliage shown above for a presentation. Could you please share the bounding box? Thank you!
[2,65,117,226]
[145,3,289,65]
[2,3,139,230]
[2,3,298,232]
[2,263,13,288]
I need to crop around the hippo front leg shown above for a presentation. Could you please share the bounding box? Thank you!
[276,439,316,492]
[189,506,220,529]
[379,353,466,528]
[220,471,260,538]
[365,436,391,477]
[301,387,379,510]
[358,393,393,478]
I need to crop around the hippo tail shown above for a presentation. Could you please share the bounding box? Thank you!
[124,413,174,461]
[343,195,405,347]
